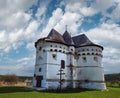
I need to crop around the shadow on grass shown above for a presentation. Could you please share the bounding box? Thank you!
[0,86,33,93]
[39,88,92,94]
[0,86,96,94]
[107,86,120,88]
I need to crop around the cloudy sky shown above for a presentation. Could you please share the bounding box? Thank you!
[0,0,120,76]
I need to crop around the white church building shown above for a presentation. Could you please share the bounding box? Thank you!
[33,29,106,90]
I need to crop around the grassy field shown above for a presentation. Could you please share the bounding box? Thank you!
[0,86,119,98]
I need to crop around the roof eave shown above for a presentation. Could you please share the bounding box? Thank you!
[76,44,104,50]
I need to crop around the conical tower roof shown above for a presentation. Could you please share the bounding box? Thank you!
[46,29,66,44]
[63,31,74,45]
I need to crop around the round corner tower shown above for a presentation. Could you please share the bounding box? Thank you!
[72,34,106,90]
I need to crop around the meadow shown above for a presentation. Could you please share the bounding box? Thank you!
[0,86,119,98]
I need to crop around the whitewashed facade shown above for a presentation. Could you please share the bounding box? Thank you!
[33,29,106,90]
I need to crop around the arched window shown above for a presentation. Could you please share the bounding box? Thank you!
[82,53,85,55]
[87,53,90,55]
[55,49,57,52]
[63,51,65,53]
[96,53,98,55]
[59,50,62,52]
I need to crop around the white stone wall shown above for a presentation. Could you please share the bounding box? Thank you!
[33,41,106,90]
[80,82,106,90]
[75,46,106,89]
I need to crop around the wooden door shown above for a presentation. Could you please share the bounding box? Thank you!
[36,76,43,87]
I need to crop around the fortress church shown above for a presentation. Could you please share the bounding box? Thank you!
[33,29,106,90]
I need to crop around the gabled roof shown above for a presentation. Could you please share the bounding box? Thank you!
[46,29,66,44]
[63,31,74,45]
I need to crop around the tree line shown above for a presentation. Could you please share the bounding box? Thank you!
[0,74,32,85]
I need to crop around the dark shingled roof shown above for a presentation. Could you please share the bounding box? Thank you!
[63,31,75,45]
[46,29,66,44]
[35,29,103,50]
[72,34,103,49]
[72,34,94,46]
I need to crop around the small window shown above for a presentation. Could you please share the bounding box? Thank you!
[55,49,57,52]
[55,45,57,47]
[43,49,45,52]
[82,53,85,55]
[50,45,52,47]
[59,50,62,52]
[92,49,94,51]
[39,47,42,51]
[82,57,87,62]
[87,49,89,51]
[87,53,90,55]
[39,68,42,72]
[94,57,98,62]
[50,49,53,51]
[96,53,98,55]
[82,49,85,51]
[71,49,73,51]
[52,54,57,59]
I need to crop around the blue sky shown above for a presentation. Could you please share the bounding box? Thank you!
[0,0,120,76]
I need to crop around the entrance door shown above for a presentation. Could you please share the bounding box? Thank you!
[36,76,43,87]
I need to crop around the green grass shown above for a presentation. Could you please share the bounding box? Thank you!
[0,86,120,98]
